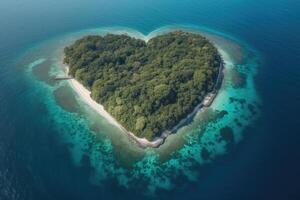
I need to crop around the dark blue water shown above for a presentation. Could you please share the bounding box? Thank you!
[0,0,300,199]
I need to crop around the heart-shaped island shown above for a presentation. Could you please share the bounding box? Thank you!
[63,31,223,147]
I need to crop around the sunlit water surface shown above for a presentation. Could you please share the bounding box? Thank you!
[0,0,299,200]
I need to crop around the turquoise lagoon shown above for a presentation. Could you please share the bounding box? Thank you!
[21,25,260,193]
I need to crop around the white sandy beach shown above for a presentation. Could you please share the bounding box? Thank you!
[67,71,164,148]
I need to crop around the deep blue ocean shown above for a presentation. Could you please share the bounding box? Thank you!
[0,0,299,200]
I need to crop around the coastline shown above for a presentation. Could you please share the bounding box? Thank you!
[64,60,223,148]
[65,67,164,148]
[62,32,224,148]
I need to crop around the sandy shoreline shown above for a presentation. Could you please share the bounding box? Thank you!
[66,68,165,148]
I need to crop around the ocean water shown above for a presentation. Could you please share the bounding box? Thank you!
[0,0,299,200]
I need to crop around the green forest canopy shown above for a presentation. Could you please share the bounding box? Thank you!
[64,31,221,140]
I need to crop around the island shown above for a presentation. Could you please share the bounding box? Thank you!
[63,31,223,148]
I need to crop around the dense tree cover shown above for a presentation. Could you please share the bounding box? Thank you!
[64,31,221,140]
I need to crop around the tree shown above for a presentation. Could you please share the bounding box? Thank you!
[64,31,221,140]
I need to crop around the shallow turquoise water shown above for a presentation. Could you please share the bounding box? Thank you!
[21,25,260,193]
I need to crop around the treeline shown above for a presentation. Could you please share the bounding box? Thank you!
[64,31,221,140]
